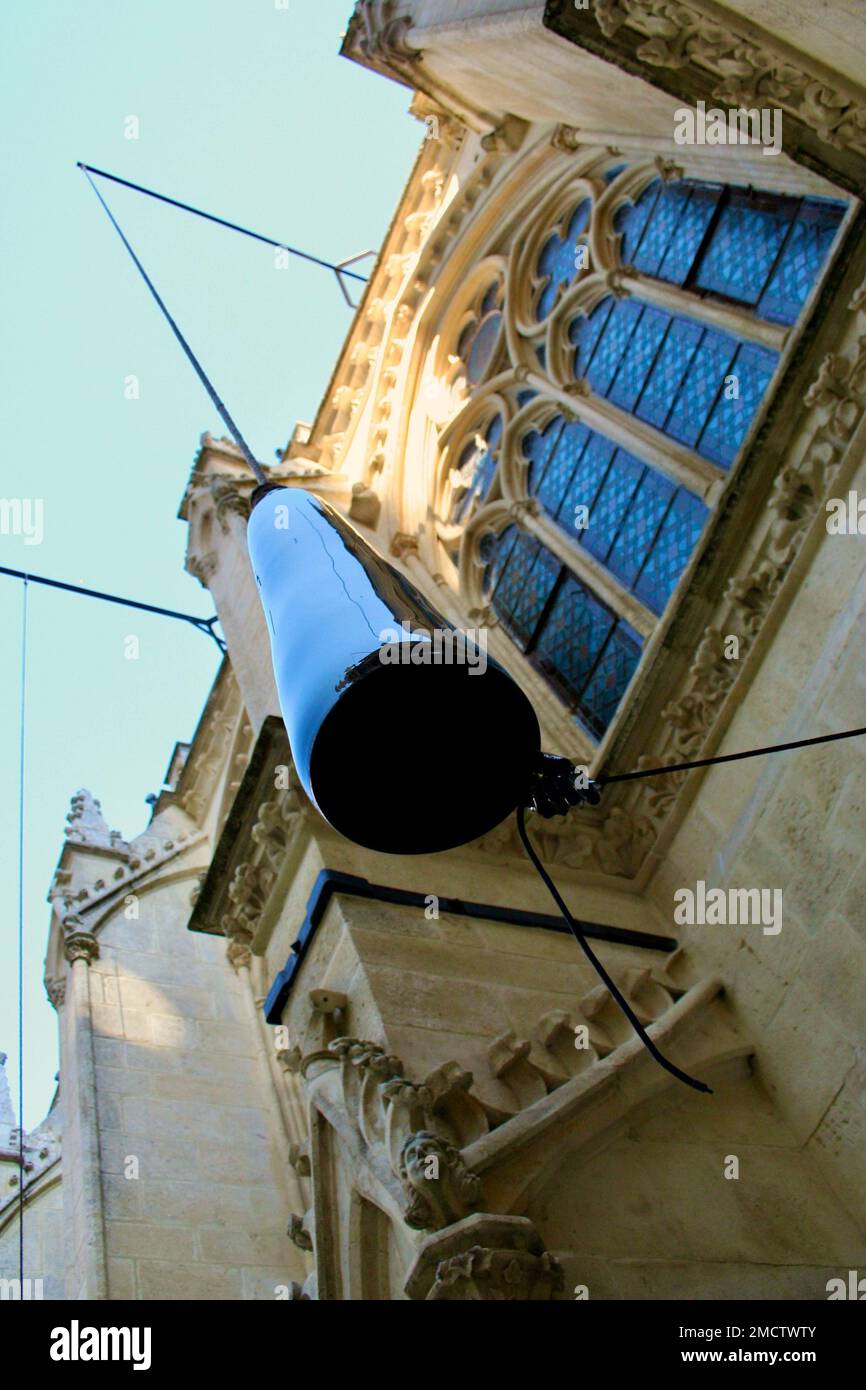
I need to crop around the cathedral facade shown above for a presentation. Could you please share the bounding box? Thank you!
[4,0,866,1300]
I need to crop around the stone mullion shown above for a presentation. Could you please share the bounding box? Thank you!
[621,273,789,352]
[523,507,656,639]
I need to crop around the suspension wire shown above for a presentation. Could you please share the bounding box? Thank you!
[79,165,268,487]
[76,162,369,283]
[598,725,866,786]
[0,565,226,653]
[517,805,712,1094]
[17,579,28,1285]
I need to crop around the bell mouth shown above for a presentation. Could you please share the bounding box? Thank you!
[308,654,540,855]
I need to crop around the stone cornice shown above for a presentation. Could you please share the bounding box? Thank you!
[544,0,866,194]
[187,716,314,960]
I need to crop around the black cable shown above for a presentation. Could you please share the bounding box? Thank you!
[77,162,368,283]
[599,726,866,785]
[17,580,27,1288]
[79,165,268,486]
[0,565,226,653]
[516,805,712,1094]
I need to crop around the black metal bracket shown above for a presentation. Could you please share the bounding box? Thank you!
[524,752,602,818]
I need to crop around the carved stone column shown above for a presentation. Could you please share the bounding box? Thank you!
[62,917,108,1299]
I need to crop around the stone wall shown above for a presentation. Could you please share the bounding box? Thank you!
[61,879,307,1299]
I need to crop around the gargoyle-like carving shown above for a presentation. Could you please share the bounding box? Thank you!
[429,1244,564,1301]
[399,1130,482,1232]
[209,475,251,533]
[287,1213,313,1252]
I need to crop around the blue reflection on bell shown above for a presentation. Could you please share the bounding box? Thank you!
[246,485,540,855]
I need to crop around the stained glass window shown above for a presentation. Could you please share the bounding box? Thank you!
[525,417,708,616]
[455,171,846,742]
[454,281,503,385]
[615,178,845,322]
[485,531,644,738]
[448,415,502,526]
[536,200,592,319]
[570,297,779,468]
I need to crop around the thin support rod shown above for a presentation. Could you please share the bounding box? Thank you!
[76,162,368,283]
[0,565,226,653]
[79,165,267,486]
[17,579,28,1287]
[516,806,712,1094]
[599,726,866,786]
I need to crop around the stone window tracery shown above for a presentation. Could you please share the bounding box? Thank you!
[429,157,847,743]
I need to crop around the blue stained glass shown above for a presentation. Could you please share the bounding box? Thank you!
[585,298,643,396]
[533,574,615,706]
[490,530,540,633]
[635,315,703,430]
[614,180,660,264]
[604,163,628,184]
[559,429,616,530]
[536,200,592,319]
[694,194,794,304]
[482,525,517,598]
[531,419,589,518]
[605,466,676,591]
[480,283,501,316]
[664,328,737,450]
[525,417,567,497]
[635,490,707,613]
[758,199,845,324]
[570,296,614,378]
[632,184,694,279]
[506,544,560,648]
[582,449,644,566]
[467,312,501,383]
[655,184,722,285]
[450,416,502,524]
[578,621,642,738]
[697,342,778,467]
[607,304,669,412]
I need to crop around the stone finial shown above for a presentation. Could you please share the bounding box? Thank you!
[64,789,119,850]
[0,1052,16,1128]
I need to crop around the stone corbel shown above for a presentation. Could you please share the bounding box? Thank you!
[404,1213,564,1301]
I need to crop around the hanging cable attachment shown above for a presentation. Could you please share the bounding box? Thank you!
[516,803,712,1095]
[525,752,602,817]
[333,250,377,309]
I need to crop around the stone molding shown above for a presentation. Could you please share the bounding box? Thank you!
[544,0,866,193]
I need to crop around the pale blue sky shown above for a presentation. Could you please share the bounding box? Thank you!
[0,0,420,1127]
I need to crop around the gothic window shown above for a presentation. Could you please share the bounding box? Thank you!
[448,414,502,527]
[453,280,504,386]
[433,159,846,743]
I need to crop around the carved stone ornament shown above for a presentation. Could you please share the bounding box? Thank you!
[587,0,866,159]
[404,1213,564,1301]
[398,1130,482,1232]
[209,475,251,533]
[287,1213,313,1252]
[352,0,421,68]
